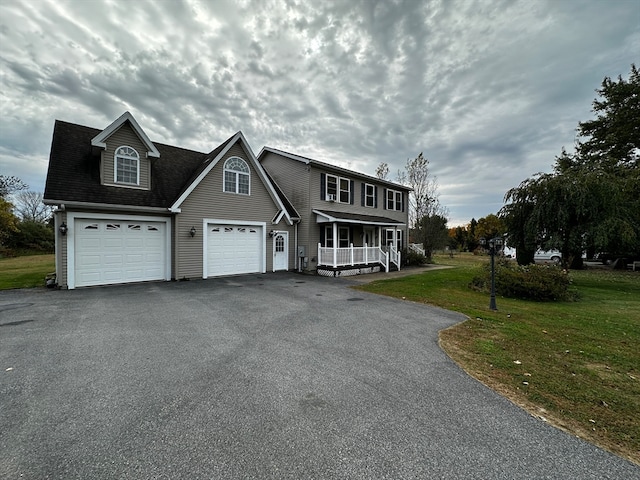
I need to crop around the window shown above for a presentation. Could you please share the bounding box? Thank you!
[385,229,402,250]
[324,174,352,203]
[224,157,250,194]
[115,146,140,185]
[326,174,338,199]
[338,227,350,248]
[324,225,333,248]
[275,235,285,252]
[386,189,403,211]
[364,183,376,208]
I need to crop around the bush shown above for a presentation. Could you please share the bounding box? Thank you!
[3,221,54,255]
[401,248,429,266]
[470,258,574,301]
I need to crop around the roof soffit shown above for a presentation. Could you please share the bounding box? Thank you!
[91,111,160,158]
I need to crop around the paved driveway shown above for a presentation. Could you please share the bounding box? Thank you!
[1,273,637,479]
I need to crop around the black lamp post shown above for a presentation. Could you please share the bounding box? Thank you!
[479,236,503,311]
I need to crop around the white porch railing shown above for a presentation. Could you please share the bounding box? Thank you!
[409,243,425,256]
[317,243,400,272]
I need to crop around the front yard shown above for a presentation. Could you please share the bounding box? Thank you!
[0,254,55,290]
[356,253,640,464]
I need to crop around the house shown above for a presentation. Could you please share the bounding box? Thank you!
[43,111,410,288]
[258,147,411,276]
[44,112,297,289]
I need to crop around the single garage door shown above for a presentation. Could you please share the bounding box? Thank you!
[207,224,262,277]
[74,219,167,287]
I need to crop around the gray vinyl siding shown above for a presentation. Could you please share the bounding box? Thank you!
[260,152,312,267]
[101,122,151,189]
[175,142,283,279]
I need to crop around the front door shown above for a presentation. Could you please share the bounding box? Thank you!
[273,232,288,271]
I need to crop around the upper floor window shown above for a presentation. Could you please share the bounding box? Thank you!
[224,157,250,195]
[363,183,377,208]
[323,173,353,203]
[386,189,403,211]
[115,146,140,185]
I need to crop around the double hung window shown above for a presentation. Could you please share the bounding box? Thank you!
[386,189,403,211]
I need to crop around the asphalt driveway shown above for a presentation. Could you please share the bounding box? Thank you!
[1,273,637,479]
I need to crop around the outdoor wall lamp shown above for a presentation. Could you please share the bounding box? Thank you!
[189,226,196,237]
[59,222,68,236]
[269,230,276,237]
[479,236,503,311]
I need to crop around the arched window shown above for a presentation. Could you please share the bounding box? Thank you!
[224,157,250,194]
[114,146,140,185]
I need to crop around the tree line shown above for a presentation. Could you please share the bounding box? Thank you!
[0,176,54,255]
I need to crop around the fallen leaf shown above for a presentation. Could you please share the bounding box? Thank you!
[513,360,522,365]
[523,372,532,376]
[5,367,13,372]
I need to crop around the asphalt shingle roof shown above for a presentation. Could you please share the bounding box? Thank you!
[43,120,224,208]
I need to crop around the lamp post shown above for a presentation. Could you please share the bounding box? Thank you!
[479,236,503,311]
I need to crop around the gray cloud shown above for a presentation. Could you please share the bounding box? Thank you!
[0,0,637,225]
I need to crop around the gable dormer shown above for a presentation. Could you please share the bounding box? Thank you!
[91,112,159,190]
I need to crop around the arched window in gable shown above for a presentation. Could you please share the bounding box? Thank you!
[114,146,140,185]
[224,157,250,195]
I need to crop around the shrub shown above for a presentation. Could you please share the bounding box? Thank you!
[401,248,429,266]
[470,258,573,301]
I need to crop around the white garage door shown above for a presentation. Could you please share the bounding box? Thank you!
[207,224,262,277]
[74,219,167,287]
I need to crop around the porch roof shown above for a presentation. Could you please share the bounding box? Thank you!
[313,209,406,227]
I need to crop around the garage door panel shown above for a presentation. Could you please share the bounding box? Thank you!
[207,224,262,277]
[74,218,167,287]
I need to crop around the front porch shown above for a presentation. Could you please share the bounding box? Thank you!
[313,209,405,277]
[317,243,401,276]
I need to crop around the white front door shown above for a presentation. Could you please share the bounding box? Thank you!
[273,232,288,271]
[364,227,375,246]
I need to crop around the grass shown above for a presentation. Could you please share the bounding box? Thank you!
[0,254,55,289]
[356,253,640,464]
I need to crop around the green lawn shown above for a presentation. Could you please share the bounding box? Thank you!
[356,253,640,464]
[0,254,55,290]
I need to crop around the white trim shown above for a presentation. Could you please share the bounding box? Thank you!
[272,231,289,272]
[91,111,160,158]
[43,199,169,213]
[223,156,251,195]
[171,133,293,226]
[313,210,405,227]
[114,145,141,186]
[202,218,267,278]
[66,212,171,289]
[364,183,376,208]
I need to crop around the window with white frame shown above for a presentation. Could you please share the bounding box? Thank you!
[364,183,376,207]
[323,225,350,248]
[385,229,402,250]
[338,227,350,248]
[115,146,140,185]
[326,174,338,200]
[386,189,403,211]
[224,157,250,194]
[339,178,350,203]
[325,174,351,203]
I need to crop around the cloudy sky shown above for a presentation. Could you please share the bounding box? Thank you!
[1,0,638,225]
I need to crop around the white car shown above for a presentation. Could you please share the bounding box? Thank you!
[534,250,562,265]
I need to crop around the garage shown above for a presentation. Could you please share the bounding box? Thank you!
[72,217,169,288]
[206,223,264,277]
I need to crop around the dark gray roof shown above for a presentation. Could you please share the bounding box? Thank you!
[314,209,405,225]
[263,171,300,219]
[43,120,234,208]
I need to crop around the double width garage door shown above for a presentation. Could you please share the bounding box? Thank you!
[207,224,263,277]
[74,218,167,287]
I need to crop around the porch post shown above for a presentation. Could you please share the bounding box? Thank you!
[332,223,337,268]
[350,243,354,265]
[364,243,368,265]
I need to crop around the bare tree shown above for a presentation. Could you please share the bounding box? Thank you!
[0,175,28,198]
[396,152,446,229]
[375,162,389,180]
[14,191,53,223]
